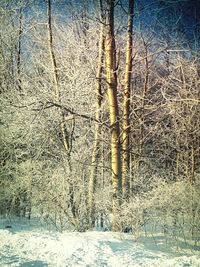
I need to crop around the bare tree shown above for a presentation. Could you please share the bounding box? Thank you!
[47,0,71,160]
[105,0,121,231]
[88,0,105,227]
[122,0,134,197]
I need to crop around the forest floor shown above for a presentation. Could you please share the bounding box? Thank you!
[0,219,200,267]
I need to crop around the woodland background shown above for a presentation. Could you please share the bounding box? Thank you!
[0,0,200,247]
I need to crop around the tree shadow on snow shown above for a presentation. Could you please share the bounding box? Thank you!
[0,255,20,264]
[103,239,133,252]
[138,235,200,255]
[21,260,48,267]
[98,239,160,262]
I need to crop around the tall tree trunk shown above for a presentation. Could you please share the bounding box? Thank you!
[88,0,105,228]
[47,0,76,220]
[105,0,121,231]
[138,37,149,191]
[122,0,134,197]
[16,0,23,91]
[47,0,70,157]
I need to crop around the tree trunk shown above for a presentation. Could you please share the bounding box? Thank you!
[88,0,105,228]
[122,0,134,197]
[47,0,70,157]
[138,37,149,190]
[105,0,121,231]
[16,0,23,91]
[47,0,76,220]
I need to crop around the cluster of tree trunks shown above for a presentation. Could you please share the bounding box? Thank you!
[89,0,134,231]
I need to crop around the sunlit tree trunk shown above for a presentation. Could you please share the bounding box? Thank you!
[88,0,105,227]
[122,0,134,197]
[105,0,121,231]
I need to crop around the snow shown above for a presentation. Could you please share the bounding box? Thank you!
[0,221,200,267]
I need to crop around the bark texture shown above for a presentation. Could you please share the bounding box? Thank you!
[122,0,134,196]
[105,0,121,231]
[88,0,105,227]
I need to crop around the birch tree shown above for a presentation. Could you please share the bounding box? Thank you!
[88,0,105,227]
[122,0,134,196]
[105,0,121,231]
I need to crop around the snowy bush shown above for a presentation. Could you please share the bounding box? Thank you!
[119,176,200,245]
[148,177,200,237]
[94,186,112,229]
[119,196,150,237]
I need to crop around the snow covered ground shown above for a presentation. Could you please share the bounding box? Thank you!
[0,220,200,267]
